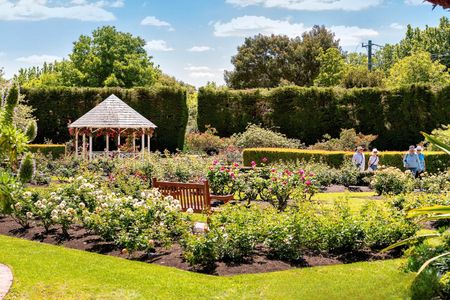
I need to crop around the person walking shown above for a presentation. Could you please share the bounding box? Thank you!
[403,145,420,177]
[352,146,365,172]
[367,148,379,171]
[416,146,426,176]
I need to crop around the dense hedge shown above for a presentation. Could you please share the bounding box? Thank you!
[28,144,66,158]
[22,86,188,152]
[243,148,450,174]
[198,85,450,150]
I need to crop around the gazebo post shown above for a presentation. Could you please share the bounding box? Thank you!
[117,128,121,151]
[89,132,93,160]
[106,132,109,153]
[141,129,145,156]
[132,132,136,158]
[75,128,79,157]
[82,134,86,159]
[147,134,151,153]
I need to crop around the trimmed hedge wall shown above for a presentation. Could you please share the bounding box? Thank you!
[198,85,450,150]
[22,86,188,152]
[243,148,450,174]
[28,144,66,158]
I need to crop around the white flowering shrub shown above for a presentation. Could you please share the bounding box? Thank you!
[83,189,189,253]
[10,190,36,228]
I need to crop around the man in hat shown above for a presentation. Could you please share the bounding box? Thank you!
[403,145,420,177]
[352,146,365,172]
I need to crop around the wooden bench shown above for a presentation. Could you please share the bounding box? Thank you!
[152,178,212,213]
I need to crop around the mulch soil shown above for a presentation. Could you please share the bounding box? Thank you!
[0,215,396,276]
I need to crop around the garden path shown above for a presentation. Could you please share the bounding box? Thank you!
[0,264,12,300]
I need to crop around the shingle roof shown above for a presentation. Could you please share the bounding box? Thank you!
[69,94,157,129]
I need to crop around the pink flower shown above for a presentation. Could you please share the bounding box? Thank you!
[213,160,219,166]
[299,169,305,175]
[220,166,225,171]
[305,180,312,186]
[271,168,276,173]
[261,157,268,163]
[309,172,315,177]
[233,162,239,168]
[251,161,257,167]
[230,172,235,179]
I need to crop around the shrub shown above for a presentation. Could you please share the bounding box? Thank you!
[28,144,66,158]
[370,167,415,195]
[417,171,450,193]
[198,84,450,150]
[310,128,377,151]
[185,126,229,154]
[22,86,188,151]
[232,124,303,149]
[243,148,450,174]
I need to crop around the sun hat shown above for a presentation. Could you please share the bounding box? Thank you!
[372,148,378,153]
[357,146,363,151]
[416,146,423,151]
[409,145,416,150]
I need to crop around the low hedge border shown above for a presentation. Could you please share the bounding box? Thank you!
[28,144,66,158]
[243,148,450,173]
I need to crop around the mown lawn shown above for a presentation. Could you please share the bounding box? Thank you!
[312,192,378,212]
[0,235,413,300]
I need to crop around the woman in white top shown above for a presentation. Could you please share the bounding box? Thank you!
[367,148,379,172]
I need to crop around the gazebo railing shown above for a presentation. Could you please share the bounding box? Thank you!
[91,151,140,159]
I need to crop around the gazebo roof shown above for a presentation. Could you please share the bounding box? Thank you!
[69,94,157,129]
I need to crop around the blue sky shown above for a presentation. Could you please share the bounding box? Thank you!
[0,0,447,87]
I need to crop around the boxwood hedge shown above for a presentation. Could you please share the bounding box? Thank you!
[198,84,450,150]
[22,86,188,152]
[28,144,66,158]
[243,148,450,174]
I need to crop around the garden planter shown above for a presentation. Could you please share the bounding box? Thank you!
[210,194,234,203]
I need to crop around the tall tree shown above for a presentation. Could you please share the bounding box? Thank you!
[225,26,339,89]
[384,50,450,88]
[314,48,346,87]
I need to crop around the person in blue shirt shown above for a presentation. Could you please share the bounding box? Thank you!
[352,146,365,171]
[416,146,426,176]
[403,145,420,177]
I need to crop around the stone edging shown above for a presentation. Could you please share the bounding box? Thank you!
[0,264,12,300]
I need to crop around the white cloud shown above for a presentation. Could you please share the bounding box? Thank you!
[226,0,382,11]
[144,40,174,52]
[185,65,211,71]
[0,0,116,21]
[213,16,378,47]
[109,0,124,8]
[187,46,213,52]
[390,22,405,30]
[404,0,428,5]
[16,54,61,64]
[141,16,174,31]
[189,72,217,79]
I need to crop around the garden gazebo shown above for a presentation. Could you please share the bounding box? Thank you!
[69,94,157,160]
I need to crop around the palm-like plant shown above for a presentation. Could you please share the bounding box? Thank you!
[382,132,450,276]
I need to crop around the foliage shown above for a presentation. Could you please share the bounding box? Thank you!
[232,124,303,149]
[18,153,35,183]
[185,126,229,154]
[225,26,339,88]
[428,125,450,152]
[314,48,346,87]
[17,26,160,88]
[206,160,238,195]
[198,84,450,150]
[0,171,22,214]
[376,17,450,71]
[370,167,415,195]
[310,128,377,151]
[243,148,450,174]
[341,65,384,88]
[22,86,188,151]
[28,144,66,157]
[384,51,450,88]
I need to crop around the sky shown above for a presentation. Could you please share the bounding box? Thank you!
[0,0,448,87]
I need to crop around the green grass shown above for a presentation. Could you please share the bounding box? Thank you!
[0,235,413,300]
[311,192,379,212]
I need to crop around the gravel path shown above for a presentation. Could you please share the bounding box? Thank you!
[0,264,12,300]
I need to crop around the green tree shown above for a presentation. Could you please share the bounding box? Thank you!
[384,51,450,88]
[376,17,450,71]
[314,48,346,87]
[225,26,339,88]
